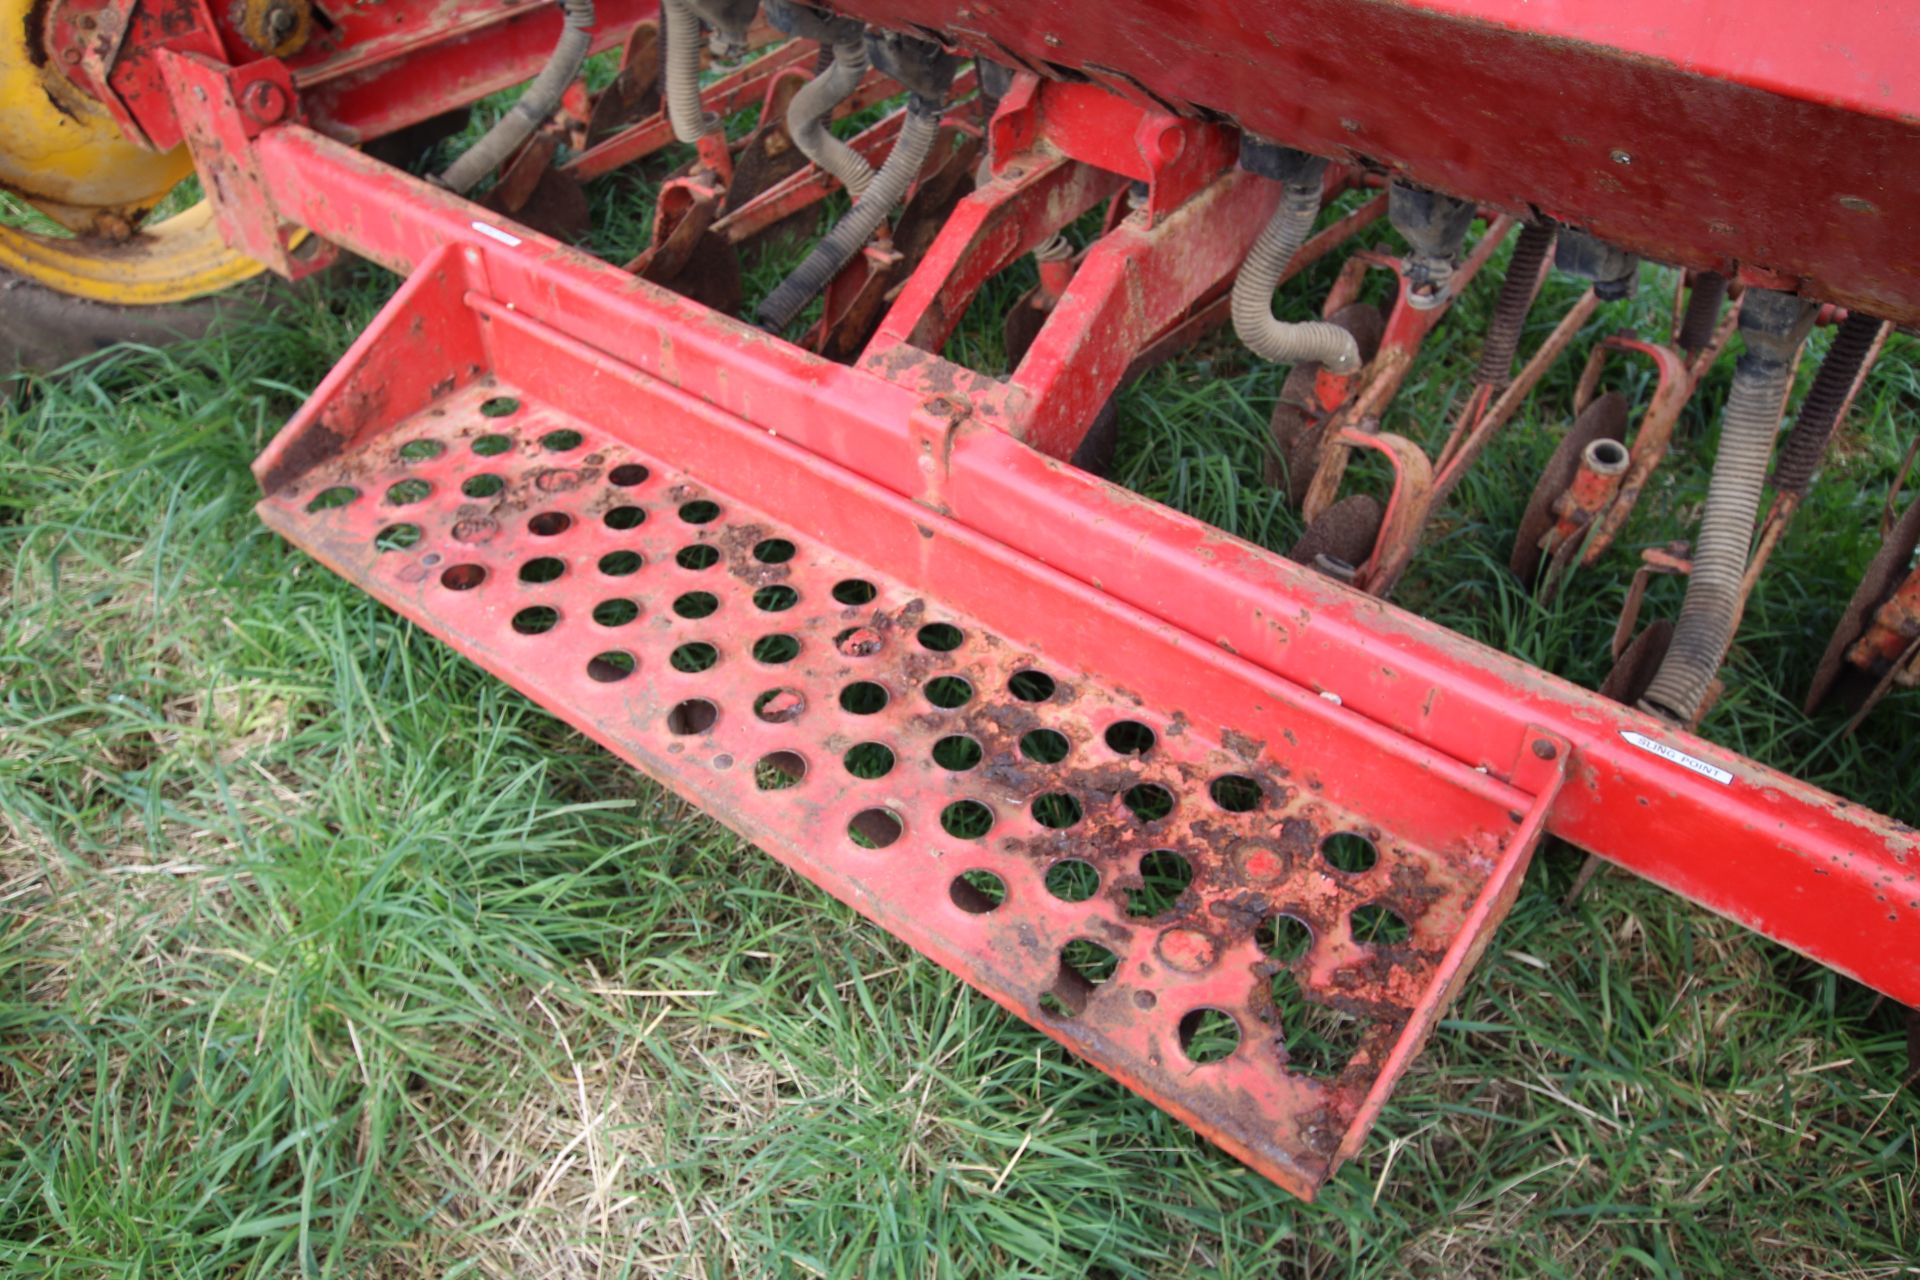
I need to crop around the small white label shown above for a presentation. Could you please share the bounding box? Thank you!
[469,220,523,248]
[1620,731,1733,785]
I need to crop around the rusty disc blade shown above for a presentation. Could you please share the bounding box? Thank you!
[1510,390,1629,582]
[1805,495,1920,713]
[1271,303,1384,502]
[1598,620,1673,705]
[1290,493,1384,578]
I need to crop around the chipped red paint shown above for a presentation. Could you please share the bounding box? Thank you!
[234,132,1920,1038]
[828,0,1920,326]
[255,245,1571,1197]
[139,0,1920,1193]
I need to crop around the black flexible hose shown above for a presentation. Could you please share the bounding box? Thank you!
[1771,308,1882,497]
[1472,221,1554,388]
[1676,271,1729,355]
[756,99,941,331]
[1641,288,1813,723]
[437,0,595,195]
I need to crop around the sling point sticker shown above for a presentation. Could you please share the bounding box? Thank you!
[469,220,523,248]
[1620,731,1733,785]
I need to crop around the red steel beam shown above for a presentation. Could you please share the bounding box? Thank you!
[829,0,1920,327]
[245,125,1919,1005]
[289,0,656,144]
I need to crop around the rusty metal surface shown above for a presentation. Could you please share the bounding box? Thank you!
[829,0,1920,326]
[1511,392,1629,583]
[256,258,1568,1196]
[241,124,1920,1087]
[1806,496,1920,729]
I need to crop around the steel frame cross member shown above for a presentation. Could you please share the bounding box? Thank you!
[151,35,1920,1190]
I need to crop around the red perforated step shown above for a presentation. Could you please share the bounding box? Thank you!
[255,261,1565,1199]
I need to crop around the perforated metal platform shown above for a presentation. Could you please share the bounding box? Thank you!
[255,256,1565,1198]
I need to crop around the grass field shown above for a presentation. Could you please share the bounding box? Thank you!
[4,108,1919,1277]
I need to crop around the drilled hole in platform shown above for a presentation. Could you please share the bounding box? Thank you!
[1038,992,1074,1018]
[528,511,572,537]
[608,462,649,486]
[676,544,720,570]
[587,651,635,683]
[667,698,718,735]
[834,627,883,657]
[604,505,646,530]
[480,396,520,418]
[755,750,807,791]
[1209,774,1263,813]
[843,742,895,779]
[1321,832,1377,874]
[472,433,512,456]
[678,499,721,524]
[441,563,486,591]
[949,870,1006,914]
[849,807,903,849]
[931,734,982,771]
[1049,940,1119,1016]
[752,633,800,664]
[374,523,421,552]
[306,485,358,513]
[753,688,806,722]
[831,578,877,605]
[1126,850,1193,919]
[1258,913,1314,962]
[1105,719,1156,755]
[1178,1008,1241,1064]
[1033,792,1083,830]
[1123,783,1174,823]
[940,799,993,839]
[1044,859,1099,902]
[754,585,799,612]
[1019,729,1069,764]
[540,429,583,451]
[1269,969,1368,1077]
[839,681,889,715]
[1351,903,1410,946]
[598,550,643,577]
[593,598,640,627]
[1009,669,1056,702]
[916,622,964,651]
[923,676,973,709]
[512,605,560,636]
[462,473,506,498]
[753,537,795,563]
[398,439,443,462]
[520,556,566,584]
[670,641,718,673]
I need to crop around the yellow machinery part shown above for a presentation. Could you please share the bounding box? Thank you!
[0,0,267,303]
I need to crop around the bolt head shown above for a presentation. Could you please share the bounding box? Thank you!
[242,79,290,125]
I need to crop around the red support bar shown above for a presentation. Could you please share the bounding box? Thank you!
[294,0,655,144]
[560,40,822,182]
[242,125,1920,1007]
[1005,170,1278,458]
[865,156,1126,357]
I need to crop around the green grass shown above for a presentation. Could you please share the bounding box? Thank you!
[4,139,1918,1277]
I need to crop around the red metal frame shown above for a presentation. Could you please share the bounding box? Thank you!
[116,0,1920,1193]
[826,0,1920,327]
[46,0,657,151]
[252,239,1573,1196]
[230,119,1920,1009]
